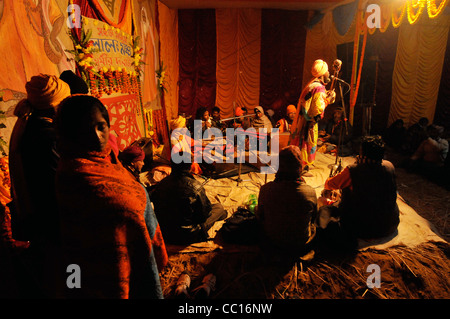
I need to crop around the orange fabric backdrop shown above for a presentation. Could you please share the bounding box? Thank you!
[157,1,179,121]
[0,0,70,92]
[215,8,261,119]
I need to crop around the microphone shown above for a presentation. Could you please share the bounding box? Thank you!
[330,75,350,86]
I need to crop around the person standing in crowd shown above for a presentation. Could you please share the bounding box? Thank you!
[9,74,70,244]
[55,95,167,298]
[151,152,227,245]
[257,145,317,260]
[290,59,336,172]
[322,135,399,247]
[8,74,71,297]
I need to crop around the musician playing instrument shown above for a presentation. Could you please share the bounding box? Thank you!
[290,59,336,172]
[195,107,212,133]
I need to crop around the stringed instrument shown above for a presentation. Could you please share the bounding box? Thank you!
[328,59,342,98]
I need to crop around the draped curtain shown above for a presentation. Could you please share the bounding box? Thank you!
[157,0,179,121]
[215,8,261,119]
[259,10,307,121]
[178,9,216,117]
[371,26,399,134]
[302,11,355,94]
[389,12,450,127]
[434,28,450,130]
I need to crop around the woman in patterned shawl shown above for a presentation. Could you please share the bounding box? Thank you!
[54,95,167,299]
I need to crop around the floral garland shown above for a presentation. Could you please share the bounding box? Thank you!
[155,61,168,95]
[65,17,150,138]
[0,110,8,157]
[131,36,150,136]
[66,21,144,99]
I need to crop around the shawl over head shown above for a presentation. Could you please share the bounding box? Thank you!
[252,106,273,129]
[56,145,168,298]
[120,145,145,163]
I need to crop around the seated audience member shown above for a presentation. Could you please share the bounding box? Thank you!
[383,119,406,150]
[251,106,273,151]
[403,117,429,154]
[320,108,353,157]
[210,106,226,132]
[276,104,296,133]
[232,106,252,130]
[323,135,399,243]
[256,145,317,258]
[410,124,448,172]
[252,106,273,130]
[119,145,146,182]
[170,115,203,175]
[195,107,212,135]
[55,95,167,298]
[151,153,227,245]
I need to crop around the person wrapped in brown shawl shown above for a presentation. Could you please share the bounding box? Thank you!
[55,95,167,298]
[257,145,317,259]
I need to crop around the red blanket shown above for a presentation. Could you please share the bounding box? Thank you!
[56,144,167,298]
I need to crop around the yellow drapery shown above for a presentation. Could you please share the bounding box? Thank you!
[215,8,261,119]
[389,12,449,127]
[157,1,179,121]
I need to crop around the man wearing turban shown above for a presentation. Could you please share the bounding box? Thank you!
[276,104,297,134]
[8,74,70,297]
[290,60,336,173]
[169,115,203,175]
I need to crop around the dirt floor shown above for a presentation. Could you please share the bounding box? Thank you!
[159,150,450,300]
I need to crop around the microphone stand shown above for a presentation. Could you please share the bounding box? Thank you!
[329,81,348,177]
